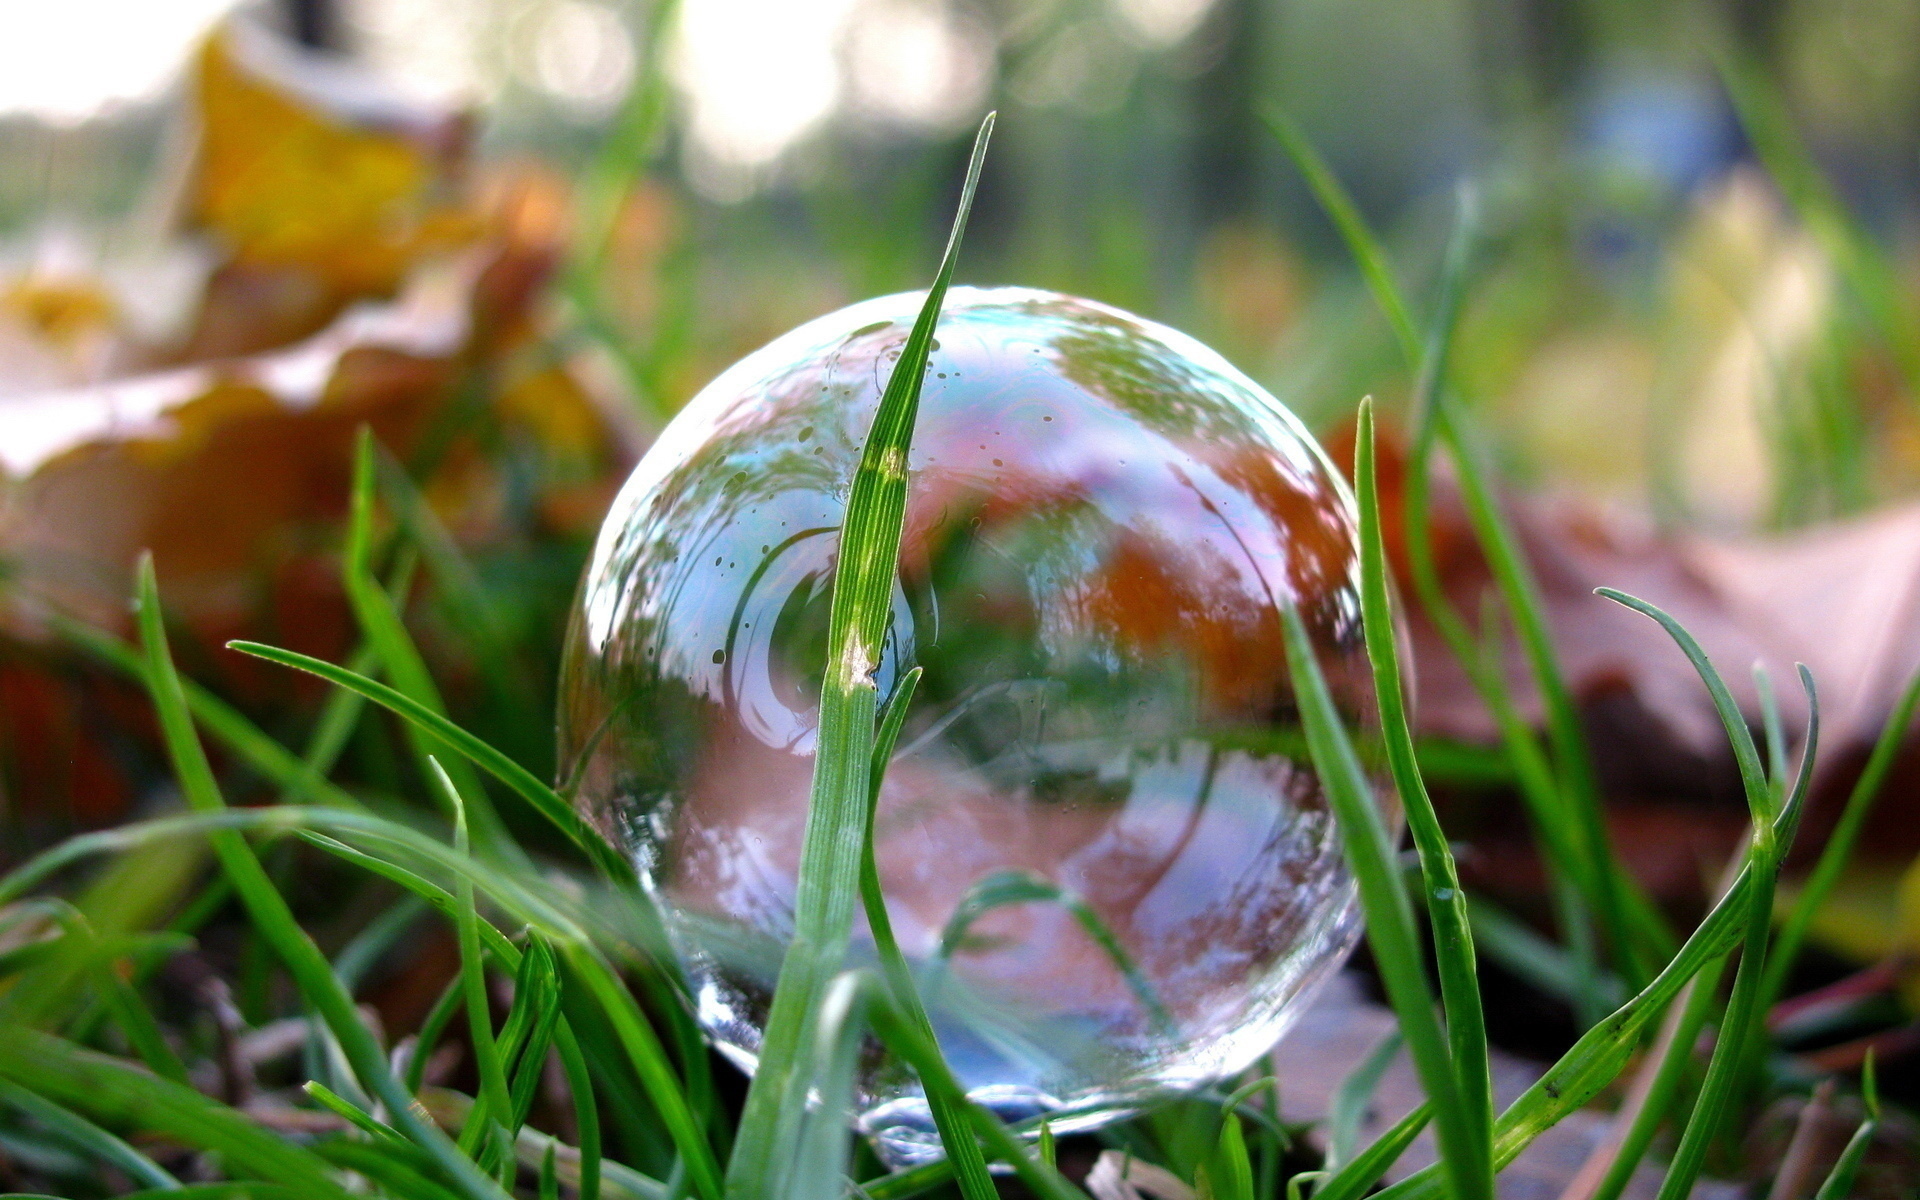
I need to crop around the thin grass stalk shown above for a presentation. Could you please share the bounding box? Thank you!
[1326,1029,1402,1173]
[343,430,513,854]
[432,759,515,1170]
[1355,399,1493,1158]
[724,113,993,1198]
[1265,110,1667,987]
[1374,752,1816,1200]
[1279,601,1490,1200]
[133,556,510,1200]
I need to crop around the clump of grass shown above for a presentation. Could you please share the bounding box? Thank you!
[0,110,1898,1200]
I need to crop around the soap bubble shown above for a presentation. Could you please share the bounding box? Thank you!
[558,287,1395,1165]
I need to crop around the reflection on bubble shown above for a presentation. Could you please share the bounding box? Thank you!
[558,286,1396,1165]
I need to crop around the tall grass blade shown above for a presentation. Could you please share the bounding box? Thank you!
[1279,600,1489,1200]
[1355,399,1492,1156]
[725,112,994,1199]
[1266,112,1667,988]
[133,556,509,1200]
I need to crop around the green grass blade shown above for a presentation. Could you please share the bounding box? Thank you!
[304,1080,406,1143]
[433,758,515,1165]
[0,1030,354,1197]
[1587,953,1730,1200]
[1595,591,1772,828]
[343,430,513,852]
[1310,1104,1431,1200]
[1326,1030,1402,1173]
[725,112,994,1200]
[1355,399,1492,1157]
[1212,1112,1255,1200]
[562,943,722,1200]
[227,640,633,883]
[0,1075,182,1189]
[1267,112,1666,988]
[863,993,1087,1200]
[133,556,509,1200]
[1279,601,1489,1200]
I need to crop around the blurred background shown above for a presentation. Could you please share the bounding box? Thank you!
[5,0,1920,1156]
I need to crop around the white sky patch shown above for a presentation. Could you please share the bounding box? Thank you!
[523,0,636,115]
[844,1,992,131]
[0,0,244,122]
[1112,0,1216,47]
[671,0,858,172]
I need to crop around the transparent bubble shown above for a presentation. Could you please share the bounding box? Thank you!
[558,287,1397,1166]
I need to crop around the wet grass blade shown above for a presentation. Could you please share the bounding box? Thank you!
[1355,399,1492,1159]
[725,112,994,1200]
[1279,600,1488,1200]
[133,556,509,1200]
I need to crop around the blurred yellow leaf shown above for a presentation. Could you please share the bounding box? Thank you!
[188,28,471,297]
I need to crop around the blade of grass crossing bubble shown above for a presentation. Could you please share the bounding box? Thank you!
[1355,400,1492,1157]
[1767,661,1920,1009]
[1279,601,1489,1200]
[0,1076,181,1189]
[863,994,1087,1200]
[1267,113,1664,987]
[133,556,509,1200]
[857,668,998,1200]
[1812,1053,1878,1200]
[725,112,994,1200]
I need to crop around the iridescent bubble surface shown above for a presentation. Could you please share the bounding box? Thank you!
[558,287,1395,1165]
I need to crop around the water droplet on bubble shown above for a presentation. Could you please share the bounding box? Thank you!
[558,287,1397,1167]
